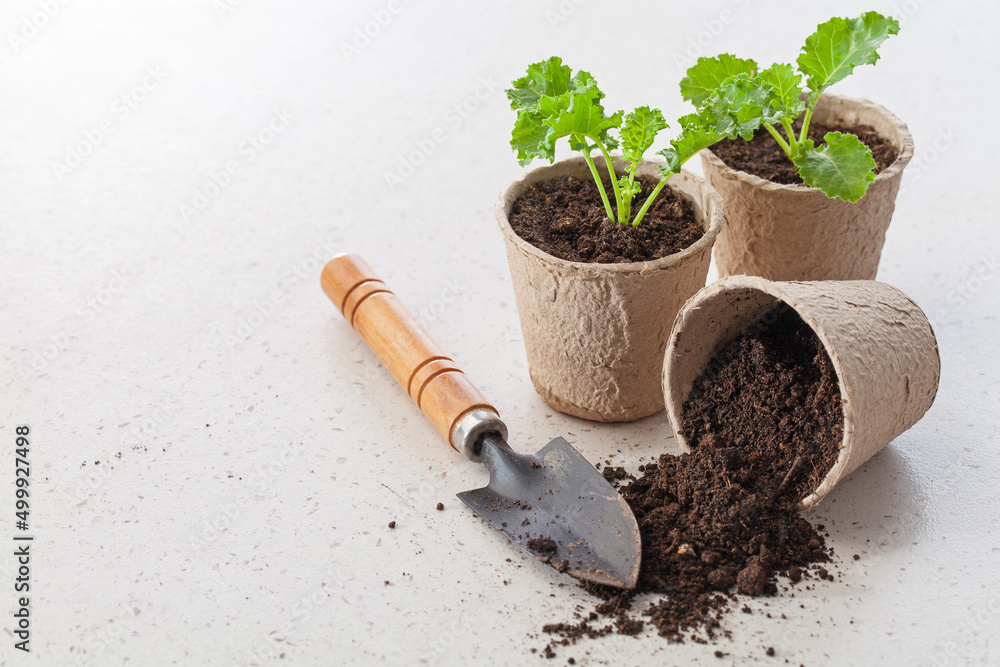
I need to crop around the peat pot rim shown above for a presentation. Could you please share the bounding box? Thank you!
[664,275,868,511]
[701,93,914,197]
[495,155,724,275]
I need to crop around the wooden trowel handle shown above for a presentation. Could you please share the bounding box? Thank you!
[321,254,506,459]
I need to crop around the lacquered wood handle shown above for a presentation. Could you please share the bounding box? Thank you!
[322,254,504,456]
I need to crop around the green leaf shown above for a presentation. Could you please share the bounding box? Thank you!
[708,73,782,138]
[620,106,668,164]
[791,132,877,202]
[797,12,900,97]
[539,87,622,153]
[658,127,721,174]
[510,109,552,165]
[507,61,617,165]
[618,174,641,200]
[570,69,600,95]
[507,58,604,112]
[507,57,574,110]
[660,73,789,174]
[680,55,758,106]
[757,63,806,122]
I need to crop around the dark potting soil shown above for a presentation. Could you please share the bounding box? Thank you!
[711,119,899,185]
[681,304,844,502]
[508,175,704,263]
[543,306,843,653]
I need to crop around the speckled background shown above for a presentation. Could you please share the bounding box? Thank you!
[1,1,997,665]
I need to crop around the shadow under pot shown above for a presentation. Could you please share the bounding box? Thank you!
[496,156,724,422]
[702,94,914,281]
[662,275,940,509]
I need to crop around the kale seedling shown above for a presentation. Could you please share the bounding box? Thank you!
[507,57,781,227]
[680,11,899,202]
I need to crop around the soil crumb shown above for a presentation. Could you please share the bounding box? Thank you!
[527,536,559,558]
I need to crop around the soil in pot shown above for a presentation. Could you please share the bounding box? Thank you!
[508,175,704,263]
[711,119,899,185]
[680,304,844,502]
[541,306,843,654]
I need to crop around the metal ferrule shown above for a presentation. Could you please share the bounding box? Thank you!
[451,408,508,462]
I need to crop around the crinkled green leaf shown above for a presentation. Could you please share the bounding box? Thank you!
[791,132,877,202]
[507,58,603,112]
[620,106,668,164]
[508,62,618,164]
[680,55,758,106]
[660,74,787,174]
[618,174,641,199]
[507,57,574,110]
[510,109,552,165]
[757,63,806,122]
[708,73,784,138]
[658,128,721,174]
[570,70,599,95]
[676,111,709,132]
[797,12,899,97]
[539,87,622,153]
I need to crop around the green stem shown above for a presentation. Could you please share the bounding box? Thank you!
[630,145,704,227]
[594,141,626,222]
[631,173,673,228]
[798,105,814,144]
[618,164,638,225]
[763,123,791,157]
[577,136,615,221]
[780,118,798,157]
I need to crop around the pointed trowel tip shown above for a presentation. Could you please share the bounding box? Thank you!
[456,434,642,590]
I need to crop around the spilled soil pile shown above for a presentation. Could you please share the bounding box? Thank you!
[543,306,844,653]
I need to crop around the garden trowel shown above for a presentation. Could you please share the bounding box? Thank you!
[322,254,640,589]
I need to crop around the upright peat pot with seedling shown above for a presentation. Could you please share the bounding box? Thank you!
[685,11,914,281]
[497,57,788,421]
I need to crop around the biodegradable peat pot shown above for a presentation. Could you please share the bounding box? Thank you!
[663,276,940,509]
[497,156,724,422]
[702,94,914,281]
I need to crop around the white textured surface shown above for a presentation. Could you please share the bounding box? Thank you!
[0,1,997,665]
